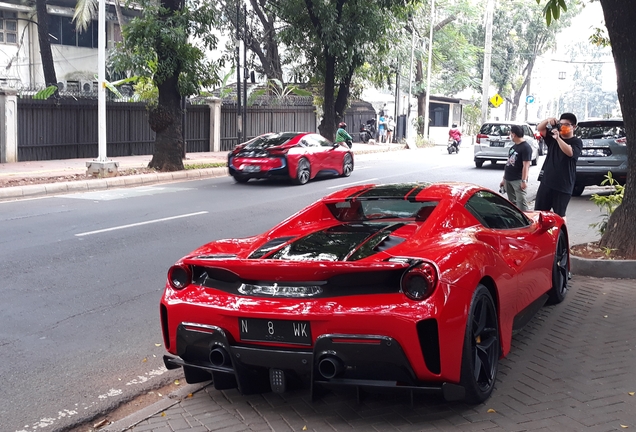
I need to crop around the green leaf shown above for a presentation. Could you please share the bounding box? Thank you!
[33,85,58,100]
[290,88,313,97]
[105,81,124,98]
[557,0,567,12]
[551,2,560,20]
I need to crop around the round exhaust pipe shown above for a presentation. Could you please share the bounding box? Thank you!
[209,347,230,367]
[318,356,344,379]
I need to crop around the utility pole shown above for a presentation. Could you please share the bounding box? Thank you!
[243,2,248,141]
[407,23,415,141]
[480,0,494,125]
[86,0,118,177]
[236,1,242,145]
[423,0,435,141]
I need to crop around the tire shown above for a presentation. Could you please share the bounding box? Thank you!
[572,184,585,197]
[341,153,353,177]
[475,160,484,168]
[490,160,498,165]
[232,175,249,184]
[448,147,454,154]
[460,284,499,404]
[547,229,569,304]
[293,158,311,185]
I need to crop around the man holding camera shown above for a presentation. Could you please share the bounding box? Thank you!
[534,113,583,218]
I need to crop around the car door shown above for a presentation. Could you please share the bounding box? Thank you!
[465,192,550,315]
[315,134,341,173]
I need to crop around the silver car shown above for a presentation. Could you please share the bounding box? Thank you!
[572,119,627,196]
[474,122,539,168]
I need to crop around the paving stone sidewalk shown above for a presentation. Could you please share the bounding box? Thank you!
[104,275,636,432]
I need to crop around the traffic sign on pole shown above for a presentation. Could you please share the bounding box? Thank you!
[489,93,503,108]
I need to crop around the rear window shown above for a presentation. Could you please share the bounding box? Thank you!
[479,124,511,136]
[244,133,296,149]
[327,200,438,222]
[575,122,625,140]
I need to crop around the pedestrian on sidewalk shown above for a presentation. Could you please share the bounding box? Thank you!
[499,124,532,210]
[534,113,583,219]
[386,116,396,144]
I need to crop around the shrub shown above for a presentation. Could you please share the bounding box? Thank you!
[589,172,624,235]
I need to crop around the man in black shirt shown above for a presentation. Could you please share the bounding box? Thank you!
[499,125,532,210]
[535,113,583,218]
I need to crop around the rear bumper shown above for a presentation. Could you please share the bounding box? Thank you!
[228,155,290,179]
[575,163,628,186]
[163,323,465,401]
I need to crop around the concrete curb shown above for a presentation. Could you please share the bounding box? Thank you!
[0,145,406,201]
[571,255,636,279]
[100,382,210,432]
[0,167,229,201]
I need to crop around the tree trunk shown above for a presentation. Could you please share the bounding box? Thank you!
[319,52,337,142]
[36,0,58,87]
[147,0,185,171]
[597,0,636,258]
[148,76,185,171]
[249,0,283,81]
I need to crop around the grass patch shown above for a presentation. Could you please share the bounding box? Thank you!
[184,162,227,170]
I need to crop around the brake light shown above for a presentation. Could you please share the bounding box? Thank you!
[534,132,541,140]
[615,137,627,146]
[476,133,488,144]
[267,148,290,156]
[401,262,438,301]
[168,264,192,290]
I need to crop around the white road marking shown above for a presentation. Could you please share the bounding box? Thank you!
[75,211,208,237]
[327,178,379,189]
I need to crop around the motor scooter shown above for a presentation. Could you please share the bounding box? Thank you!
[447,138,460,154]
[359,119,376,143]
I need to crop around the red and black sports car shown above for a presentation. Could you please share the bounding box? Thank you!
[227,132,354,185]
[160,182,569,403]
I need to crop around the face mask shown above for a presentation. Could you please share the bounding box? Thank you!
[559,125,572,135]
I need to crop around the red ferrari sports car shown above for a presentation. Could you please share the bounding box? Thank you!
[227,132,354,185]
[160,182,569,403]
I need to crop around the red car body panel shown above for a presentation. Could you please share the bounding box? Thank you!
[160,182,566,400]
[228,132,353,183]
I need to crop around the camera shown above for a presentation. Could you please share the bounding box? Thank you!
[546,122,561,132]
[499,185,506,195]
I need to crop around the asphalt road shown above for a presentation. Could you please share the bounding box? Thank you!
[0,146,602,432]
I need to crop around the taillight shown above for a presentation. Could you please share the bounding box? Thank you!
[616,137,626,146]
[167,264,192,290]
[401,262,438,301]
[476,133,488,144]
[534,133,541,140]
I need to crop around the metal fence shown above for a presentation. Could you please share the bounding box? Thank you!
[16,97,319,161]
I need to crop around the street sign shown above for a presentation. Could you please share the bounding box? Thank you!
[526,95,535,104]
[489,93,504,108]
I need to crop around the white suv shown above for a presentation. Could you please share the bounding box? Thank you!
[474,122,539,168]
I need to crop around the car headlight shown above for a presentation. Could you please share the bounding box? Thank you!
[168,264,192,290]
[401,262,438,301]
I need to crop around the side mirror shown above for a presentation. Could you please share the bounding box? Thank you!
[538,212,557,231]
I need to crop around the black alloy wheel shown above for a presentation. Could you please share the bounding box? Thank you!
[548,229,569,304]
[460,284,499,404]
[572,184,585,197]
[293,158,311,185]
[341,153,353,177]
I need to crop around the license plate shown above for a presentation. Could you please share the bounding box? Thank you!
[239,318,312,345]
[582,148,609,157]
[490,141,505,147]
[242,165,261,173]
